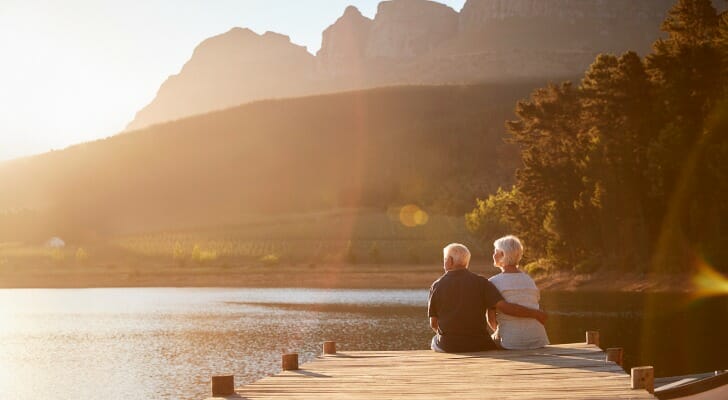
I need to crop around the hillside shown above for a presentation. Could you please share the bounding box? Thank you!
[0,82,543,242]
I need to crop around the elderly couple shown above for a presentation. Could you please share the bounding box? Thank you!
[428,235,549,352]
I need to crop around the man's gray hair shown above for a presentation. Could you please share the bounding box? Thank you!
[493,235,524,267]
[443,243,471,268]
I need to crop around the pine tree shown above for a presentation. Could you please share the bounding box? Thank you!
[660,0,719,47]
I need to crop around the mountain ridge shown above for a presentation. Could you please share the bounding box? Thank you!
[127,0,691,131]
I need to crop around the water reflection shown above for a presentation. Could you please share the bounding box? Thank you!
[0,288,725,399]
[541,292,728,377]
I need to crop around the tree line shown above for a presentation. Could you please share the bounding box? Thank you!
[467,0,728,273]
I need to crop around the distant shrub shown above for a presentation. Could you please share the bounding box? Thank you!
[50,248,65,263]
[191,244,218,263]
[75,247,89,262]
[522,259,555,276]
[260,253,280,266]
[172,241,186,265]
[465,188,516,243]
[199,250,218,262]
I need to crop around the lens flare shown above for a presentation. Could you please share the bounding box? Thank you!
[691,257,728,298]
[398,204,429,228]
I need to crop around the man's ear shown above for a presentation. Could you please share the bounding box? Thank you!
[445,256,453,269]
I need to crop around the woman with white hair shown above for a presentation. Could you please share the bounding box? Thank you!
[487,235,549,349]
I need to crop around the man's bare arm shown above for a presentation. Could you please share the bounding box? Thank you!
[486,308,498,332]
[430,316,439,333]
[495,300,547,325]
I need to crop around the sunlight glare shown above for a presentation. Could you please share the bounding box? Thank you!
[691,257,728,298]
[398,204,429,228]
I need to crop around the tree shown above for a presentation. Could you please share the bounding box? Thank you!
[578,52,656,267]
[645,0,724,262]
[717,10,728,87]
[467,0,728,273]
[506,82,588,264]
[660,0,719,47]
[465,187,517,245]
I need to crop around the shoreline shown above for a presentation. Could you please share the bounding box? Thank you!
[0,262,691,292]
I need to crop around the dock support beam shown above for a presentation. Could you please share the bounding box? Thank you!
[631,366,654,393]
[282,353,299,370]
[606,347,623,366]
[211,375,235,396]
[586,330,600,347]
[323,341,337,355]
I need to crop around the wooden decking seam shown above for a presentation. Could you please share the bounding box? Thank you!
[206,343,656,399]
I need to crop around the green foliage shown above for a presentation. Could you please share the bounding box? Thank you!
[660,0,719,47]
[465,187,517,244]
[110,210,482,266]
[259,253,280,266]
[478,1,728,273]
[50,248,65,263]
[191,244,217,263]
[522,259,555,276]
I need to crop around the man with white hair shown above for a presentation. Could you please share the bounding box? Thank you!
[428,243,547,352]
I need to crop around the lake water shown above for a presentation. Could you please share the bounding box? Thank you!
[0,288,726,399]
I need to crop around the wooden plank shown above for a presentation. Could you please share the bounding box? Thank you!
[204,343,656,399]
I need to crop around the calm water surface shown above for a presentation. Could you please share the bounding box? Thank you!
[0,288,725,400]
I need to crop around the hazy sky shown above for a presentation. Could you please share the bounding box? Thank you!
[0,0,466,161]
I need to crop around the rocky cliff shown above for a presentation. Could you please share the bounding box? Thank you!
[458,0,674,52]
[317,6,373,79]
[127,0,695,131]
[365,0,458,59]
[127,28,316,131]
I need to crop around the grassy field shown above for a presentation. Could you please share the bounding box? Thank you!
[109,208,485,264]
[0,208,489,288]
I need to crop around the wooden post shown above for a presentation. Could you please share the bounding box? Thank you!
[282,353,299,370]
[323,341,337,355]
[210,375,234,396]
[586,330,600,347]
[631,366,654,393]
[606,347,624,366]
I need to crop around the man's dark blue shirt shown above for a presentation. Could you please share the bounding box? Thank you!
[428,268,504,352]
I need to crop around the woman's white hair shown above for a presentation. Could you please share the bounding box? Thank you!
[443,243,471,268]
[493,235,524,267]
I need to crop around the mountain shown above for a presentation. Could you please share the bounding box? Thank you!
[126,28,317,131]
[0,82,542,241]
[316,6,373,81]
[127,0,685,131]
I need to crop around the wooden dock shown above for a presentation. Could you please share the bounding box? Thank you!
[206,341,656,399]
